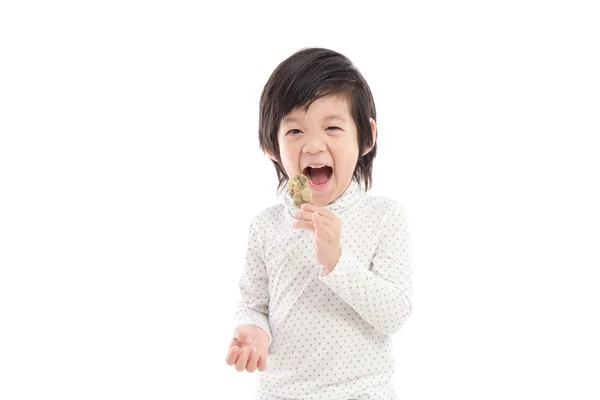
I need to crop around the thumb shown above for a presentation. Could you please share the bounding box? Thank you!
[312,212,321,232]
[234,326,254,344]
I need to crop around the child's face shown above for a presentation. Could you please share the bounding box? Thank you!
[271,94,369,206]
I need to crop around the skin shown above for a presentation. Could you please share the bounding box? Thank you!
[225,324,269,373]
[227,94,377,373]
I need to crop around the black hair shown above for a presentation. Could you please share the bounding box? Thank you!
[258,47,377,194]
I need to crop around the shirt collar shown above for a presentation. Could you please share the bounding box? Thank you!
[280,178,365,216]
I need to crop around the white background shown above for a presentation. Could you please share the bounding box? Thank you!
[1,1,599,399]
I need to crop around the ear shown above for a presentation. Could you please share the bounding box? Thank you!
[361,118,377,156]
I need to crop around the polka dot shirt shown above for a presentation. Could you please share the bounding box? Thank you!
[233,179,412,400]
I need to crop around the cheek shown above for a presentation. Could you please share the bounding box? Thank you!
[278,143,298,173]
[334,146,359,171]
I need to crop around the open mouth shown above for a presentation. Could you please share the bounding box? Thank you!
[303,165,333,186]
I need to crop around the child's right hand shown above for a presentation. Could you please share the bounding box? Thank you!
[225,324,269,372]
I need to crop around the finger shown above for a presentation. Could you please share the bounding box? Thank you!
[226,345,240,366]
[245,347,259,373]
[294,210,332,225]
[313,212,323,233]
[293,210,315,221]
[300,203,336,219]
[292,220,314,232]
[257,352,267,371]
[235,347,250,372]
[234,328,254,345]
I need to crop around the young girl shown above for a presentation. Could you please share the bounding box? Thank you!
[225,47,412,400]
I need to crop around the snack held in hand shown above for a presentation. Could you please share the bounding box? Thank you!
[288,174,313,208]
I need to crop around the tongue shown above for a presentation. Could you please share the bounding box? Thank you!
[310,167,330,185]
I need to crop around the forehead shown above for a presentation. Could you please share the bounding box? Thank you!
[282,94,351,123]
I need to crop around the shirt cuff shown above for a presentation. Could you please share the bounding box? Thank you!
[234,316,273,347]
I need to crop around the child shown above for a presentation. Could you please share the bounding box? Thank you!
[225,47,413,400]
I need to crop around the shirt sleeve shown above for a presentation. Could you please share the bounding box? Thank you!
[318,202,412,336]
[232,218,273,347]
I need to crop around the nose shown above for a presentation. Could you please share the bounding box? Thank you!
[303,135,327,154]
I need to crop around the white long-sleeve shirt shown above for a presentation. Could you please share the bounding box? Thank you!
[233,179,412,400]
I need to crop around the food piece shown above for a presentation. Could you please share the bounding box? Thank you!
[288,174,313,207]
[292,189,312,208]
[288,174,308,193]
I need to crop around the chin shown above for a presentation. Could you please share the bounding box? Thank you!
[312,192,335,206]
[311,198,327,206]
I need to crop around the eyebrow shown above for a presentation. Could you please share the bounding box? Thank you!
[323,114,347,123]
[282,114,347,123]
[282,115,301,123]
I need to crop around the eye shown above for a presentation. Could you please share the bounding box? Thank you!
[326,126,341,131]
[287,129,302,135]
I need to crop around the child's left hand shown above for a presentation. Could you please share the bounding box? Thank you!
[293,203,342,274]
